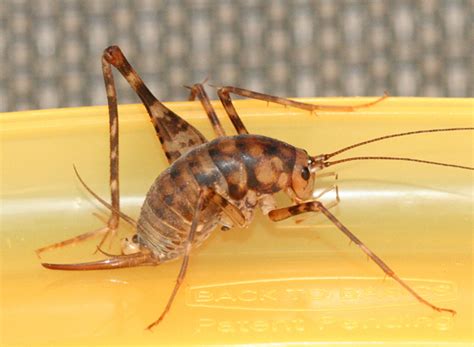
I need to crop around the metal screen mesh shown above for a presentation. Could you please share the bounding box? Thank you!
[1,0,472,112]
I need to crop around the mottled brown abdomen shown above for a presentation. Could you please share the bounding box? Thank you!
[136,134,297,261]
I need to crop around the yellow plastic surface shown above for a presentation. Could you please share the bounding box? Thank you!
[1,97,473,346]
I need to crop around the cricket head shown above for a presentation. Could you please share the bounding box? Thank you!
[288,149,317,201]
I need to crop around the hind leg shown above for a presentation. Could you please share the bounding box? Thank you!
[37,46,209,256]
[36,57,125,256]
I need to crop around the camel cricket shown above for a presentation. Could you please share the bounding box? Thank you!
[37,46,473,330]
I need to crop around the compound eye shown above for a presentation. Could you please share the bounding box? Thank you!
[301,167,310,180]
[132,234,139,243]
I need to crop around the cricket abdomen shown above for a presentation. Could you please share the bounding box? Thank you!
[136,160,223,262]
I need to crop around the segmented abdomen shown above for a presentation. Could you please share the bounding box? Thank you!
[136,160,222,262]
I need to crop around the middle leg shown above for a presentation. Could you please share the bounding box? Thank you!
[186,83,227,137]
[216,86,388,135]
[145,188,246,330]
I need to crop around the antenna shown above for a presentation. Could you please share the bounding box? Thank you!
[324,156,474,170]
[311,127,474,171]
[325,127,474,159]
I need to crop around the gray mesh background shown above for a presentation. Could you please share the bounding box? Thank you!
[1,0,472,112]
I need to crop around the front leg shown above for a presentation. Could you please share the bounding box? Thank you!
[268,200,456,315]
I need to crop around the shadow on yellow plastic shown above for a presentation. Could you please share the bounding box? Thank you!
[1,97,473,345]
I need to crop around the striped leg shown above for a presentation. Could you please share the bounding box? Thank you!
[187,83,226,137]
[145,188,246,330]
[36,53,125,255]
[268,200,456,315]
[101,46,207,164]
[294,185,340,224]
[37,46,209,256]
[146,189,206,330]
[217,86,388,135]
